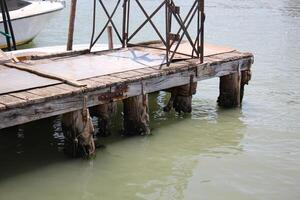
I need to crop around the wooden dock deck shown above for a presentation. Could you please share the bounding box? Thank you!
[0,41,253,156]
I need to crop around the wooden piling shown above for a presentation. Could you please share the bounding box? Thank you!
[62,97,95,157]
[123,94,150,135]
[93,102,117,137]
[218,72,241,108]
[164,81,198,113]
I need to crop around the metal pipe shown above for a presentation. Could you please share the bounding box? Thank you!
[0,0,11,50]
[3,0,16,50]
[89,0,97,50]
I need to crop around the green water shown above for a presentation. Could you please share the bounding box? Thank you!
[1,0,300,199]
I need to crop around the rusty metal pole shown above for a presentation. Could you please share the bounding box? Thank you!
[67,0,77,51]
[200,0,205,63]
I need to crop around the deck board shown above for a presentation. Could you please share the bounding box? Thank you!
[0,94,26,108]
[10,91,42,100]
[0,103,6,111]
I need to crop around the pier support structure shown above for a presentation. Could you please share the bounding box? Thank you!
[62,97,95,157]
[93,102,117,137]
[218,69,252,108]
[164,81,198,113]
[123,94,150,135]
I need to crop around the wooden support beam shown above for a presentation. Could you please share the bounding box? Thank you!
[164,80,197,113]
[123,94,150,135]
[91,102,117,137]
[218,71,241,108]
[62,97,95,158]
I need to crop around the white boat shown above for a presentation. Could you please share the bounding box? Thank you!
[0,0,65,49]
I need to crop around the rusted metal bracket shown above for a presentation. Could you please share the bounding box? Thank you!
[169,33,180,41]
[170,5,180,14]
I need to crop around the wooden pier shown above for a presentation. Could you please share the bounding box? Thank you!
[0,41,253,156]
[0,0,255,157]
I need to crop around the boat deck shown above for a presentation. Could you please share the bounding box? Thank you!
[0,42,253,129]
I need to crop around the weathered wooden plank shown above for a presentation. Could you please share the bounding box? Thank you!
[133,67,159,74]
[9,91,44,106]
[90,75,126,86]
[0,94,26,108]
[208,52,252,63]
[0,103,5,111]
[0,87,111,129]
[10,91,42,101]
[0,94,85,129]
[144,70,195,94]
[111,70,144,80]
[6,85,82,108]
[197,58,251,81]
[27,85,70,99]
[79,79,105,91]
[55,84,83,94]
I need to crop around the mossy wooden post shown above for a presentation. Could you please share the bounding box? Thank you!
[164,76,198,113]
[62,97,95,158]
[94,102,117,136]
[93,26,117,136]
[218,71,241,108]
[123,94,150,135]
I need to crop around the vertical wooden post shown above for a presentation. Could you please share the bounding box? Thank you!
[67,0,77,51]
[123,94,150,135]
[62,97,95,158]
[92,26,117,137]
[218,71,241,108]
[94,102,117,137]
[164,78,197,113]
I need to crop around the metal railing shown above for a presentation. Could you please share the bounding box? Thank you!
[0,0,17,51]
[90,0,205,65]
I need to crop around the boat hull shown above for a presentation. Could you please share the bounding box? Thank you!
[0,1,64,49]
